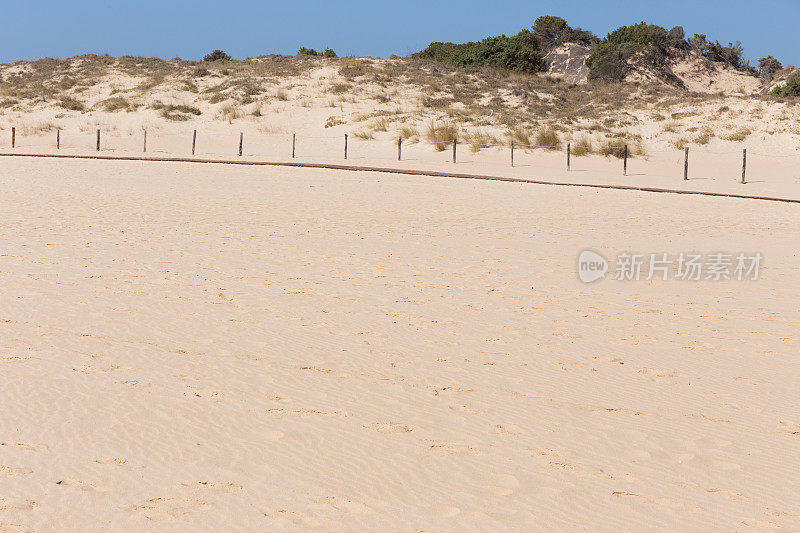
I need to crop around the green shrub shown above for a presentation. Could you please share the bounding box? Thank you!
[689,34,745,69]
[771,72,800,97]
[415,30,547,74]
[298,47,337,58]
[759,56,783,80]
[203,50,231,62]
[586,22,673,82]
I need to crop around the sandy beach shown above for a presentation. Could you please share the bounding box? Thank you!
[1,157,799,530]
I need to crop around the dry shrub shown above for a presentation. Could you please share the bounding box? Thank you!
[58,96,85,111]
[99,97,133,112]
[400,125,419,142]
[507,127,531,147]
[721,127,751,142]
[535,126,560,150]
[571,134,593,156]
[426,121,458,151]
[462,130,501,152]
[599,138,629,158]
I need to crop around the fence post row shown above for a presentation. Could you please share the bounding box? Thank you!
[1,127,767,186]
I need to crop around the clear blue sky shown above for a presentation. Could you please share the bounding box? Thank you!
[1,0,797,66]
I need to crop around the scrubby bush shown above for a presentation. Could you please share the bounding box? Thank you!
[416,16,596,73]
[689,34,746,69]
[298,47,337,58]
[586,22,673,82]
[705,40,745,69]
[203,50,231,62]
[532,16,598,50]
[759,56,783,80]
[771,71,800,98]
[416,30,547,74]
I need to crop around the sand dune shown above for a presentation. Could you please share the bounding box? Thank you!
[1,158,799,530]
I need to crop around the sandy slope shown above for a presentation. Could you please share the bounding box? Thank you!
[1,158,799,531]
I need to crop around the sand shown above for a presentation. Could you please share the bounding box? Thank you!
[1,157,799,530]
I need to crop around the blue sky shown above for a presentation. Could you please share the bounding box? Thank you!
[1,0,797,66]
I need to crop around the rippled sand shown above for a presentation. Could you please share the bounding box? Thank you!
[1,158,799,530]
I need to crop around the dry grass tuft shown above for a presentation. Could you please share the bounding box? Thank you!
[535,126,561,150]
[462,130,501,153]
[58,96,85,111]
[399,125,419,142]
[425,121,458,151]
[571,134,593,157]
[721,127,751,142]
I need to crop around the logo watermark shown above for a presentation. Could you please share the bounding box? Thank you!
[577,250,762,283]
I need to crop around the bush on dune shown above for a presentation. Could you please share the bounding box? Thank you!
[771,71,800,98]
[415,16,597,74]
[203,50,231,62]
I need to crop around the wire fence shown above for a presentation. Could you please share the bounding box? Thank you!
[3,125,800,187]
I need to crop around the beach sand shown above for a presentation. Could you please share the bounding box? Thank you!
[1,158,799,530]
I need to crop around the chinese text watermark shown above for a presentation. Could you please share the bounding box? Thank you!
[578,250,762,284]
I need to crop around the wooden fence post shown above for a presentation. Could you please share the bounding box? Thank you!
[567,142,571,171]
[623,144,628,176]
[452,138,457,163]
[684,147,689,180]
[511,141,514,167]
[239,132,243,156]
[192,130,197,155]
[96,129,100,151]
[398,136,402,161]
[344,134,348,159]
[741,149,747,184]
[57,129,60,150]
[143,130,147,153]
[292,133,296,158]
[11,127,15,148]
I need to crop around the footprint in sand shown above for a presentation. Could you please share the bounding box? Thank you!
[0,498,37,511]
[0,466,32,478]
[0,443,47,452]
[56,478,102,492]
[127,497,210,521]
[314,496,371,514]
[186,482,242,493]
[424,440,483,456]
[364,422,415,434]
